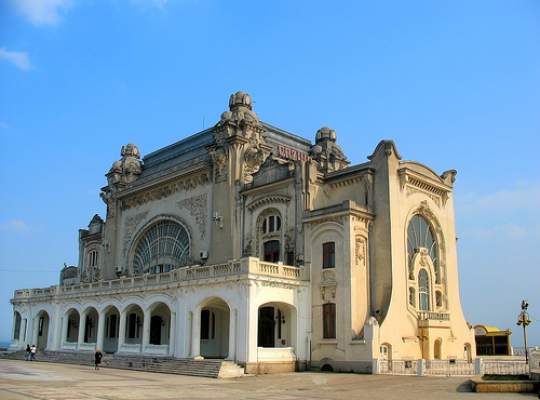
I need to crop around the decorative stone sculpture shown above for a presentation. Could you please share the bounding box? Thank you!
[212,92,271,183]
[106,143,143,187]
[310,127,349,173]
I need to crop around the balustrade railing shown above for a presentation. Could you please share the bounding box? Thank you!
[13,258,307,300]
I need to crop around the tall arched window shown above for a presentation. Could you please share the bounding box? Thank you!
[258,209,283,262]
[407,214,440,282]
[87,250,98,267]
[132,219,190,275]
[13,312,21,340]
[418,269,430,311]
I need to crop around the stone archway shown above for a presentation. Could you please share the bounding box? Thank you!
[257,302,296,349]
[34,310,50,350]
[148,302,171,347]
[123,304,144,350]
[199,298,230,359]
[82,307,99,345]
[65,309,80,344]
[103,306,120,354]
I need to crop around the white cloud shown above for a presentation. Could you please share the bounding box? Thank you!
[0,219,31,233]
[458,182,540,214]
[10,0,72,26]
[457,182,540,242]
[0,48,31,71]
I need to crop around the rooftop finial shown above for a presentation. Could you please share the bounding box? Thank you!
[229,91,253,111]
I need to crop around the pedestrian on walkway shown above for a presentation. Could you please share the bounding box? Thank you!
[30,344,36,361]
[94,348,103,370]
[25,345,31,361]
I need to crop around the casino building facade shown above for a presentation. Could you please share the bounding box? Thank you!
[9,92,476,373]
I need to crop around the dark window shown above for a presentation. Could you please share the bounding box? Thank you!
[276,216,281,231]
[323,303,336,339]
[322,242,335,269]
[258,307,275,347]
[108,315,117,338]
[263,240,280,262]
[201,309,210,340]
[150,316,163,345]
[262,219,267,234]
[277,309,282,339]
[269,216,275,232]
[128,313,137,338]
[13,313,21,340]
[211,312,215,339]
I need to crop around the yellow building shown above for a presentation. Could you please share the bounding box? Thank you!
[474,325,512,356]
[10,92,476,374]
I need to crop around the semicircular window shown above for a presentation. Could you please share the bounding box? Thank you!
[132,220,190,275]
[407,214,440,283]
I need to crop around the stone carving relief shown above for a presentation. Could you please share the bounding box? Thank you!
[242,146,266,183]
[177,193,208,240]
[122,211,149,260]
[322,269,336,283]
[106,144,143,187]
[320,284,337,302]
[242,236,254,257]
[355,236,367,268]
[212,92,272,184]
[121,172,209,210]
[209,147,228,183]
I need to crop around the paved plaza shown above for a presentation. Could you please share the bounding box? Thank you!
[0,360,532,400]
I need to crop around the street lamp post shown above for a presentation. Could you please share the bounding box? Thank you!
[516,300,531,364]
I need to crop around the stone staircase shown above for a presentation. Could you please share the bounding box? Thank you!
[0,351,244,378]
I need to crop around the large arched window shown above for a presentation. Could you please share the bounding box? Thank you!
[132,219,190,275]
[418,269,430,311]
[407,214,440,282]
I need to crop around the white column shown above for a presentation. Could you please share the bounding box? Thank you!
[61,316,69,348]
[50,308,61,351]
[246,283,258,365]
[169,311,176,357]
[191,307,201,358]
[22,318,28,345]
[227,308,237,361]
[142,311,150,353]
[117,311,127,351]
[77,313,86,350]
[31,317,39,346]
[10,313,17,344]
[96,312,105,351]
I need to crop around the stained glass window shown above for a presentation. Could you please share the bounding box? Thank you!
[132,220,190,275]
[407,214,440,282]
[418,269,430,311]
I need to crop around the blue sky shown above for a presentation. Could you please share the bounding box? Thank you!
[0,0,539,346]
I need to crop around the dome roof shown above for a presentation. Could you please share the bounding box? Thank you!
[315,126,337,143]
[229,91,253,110]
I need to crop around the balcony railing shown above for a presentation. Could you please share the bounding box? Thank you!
[417,311,450,321]
[13,257,307,300]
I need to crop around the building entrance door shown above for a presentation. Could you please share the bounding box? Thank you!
[258,307,275,347]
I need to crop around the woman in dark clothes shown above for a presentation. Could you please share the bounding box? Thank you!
[94,348,103,370]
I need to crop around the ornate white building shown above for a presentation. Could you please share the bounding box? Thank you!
[9,92,475,373]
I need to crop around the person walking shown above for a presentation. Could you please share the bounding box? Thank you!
[94,348,103,370]
[30,344,36,361]
[25,345,31,361]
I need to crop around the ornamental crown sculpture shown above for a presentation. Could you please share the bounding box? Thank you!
[106,143,143,186]
[311,126,349,173]
[215,91,263,141]
[315,126,337,143]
